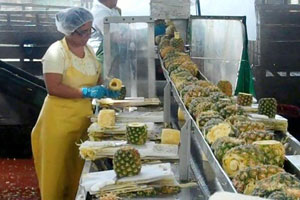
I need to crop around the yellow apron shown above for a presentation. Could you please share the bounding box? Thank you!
[31,38,100,200]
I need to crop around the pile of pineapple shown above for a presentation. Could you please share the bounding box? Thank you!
[158,20,300,199]
[103,122,181,198]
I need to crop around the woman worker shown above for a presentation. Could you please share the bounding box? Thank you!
[31,7,119,200]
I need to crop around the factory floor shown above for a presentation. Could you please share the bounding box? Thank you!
[0,158,40,200]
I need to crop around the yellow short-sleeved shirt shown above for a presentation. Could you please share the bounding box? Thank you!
[42,41,99,76]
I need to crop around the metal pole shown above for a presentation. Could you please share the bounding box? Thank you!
[179,118,191,181]
[163,81,171,125]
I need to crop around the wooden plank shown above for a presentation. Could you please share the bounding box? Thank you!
[0,31,63,45]
[259,11,300,25]
[4,61,43,76]
[260,25,300,41]
[260,41,300,63]
[255,76,300,105]
[0,46,48,59]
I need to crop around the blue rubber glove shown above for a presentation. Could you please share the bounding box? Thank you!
[81,86,120,99]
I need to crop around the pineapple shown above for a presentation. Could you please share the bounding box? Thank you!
[177,107,185,121]
[158,38,170,50]
[174,76,198,90]
[253,140,285,168]
[114,85,126,100]
[160,46,175,58]
[225,114,250,126]
[167,64,180,74]
[202,118,224,133]
[183,87,209,107]
[220,104,244,119]
[232,165,284,194]
[209,92,227,103]
[192,101,213,118]
[211,99,234,112]
[237,92,253,106]
[156,186,181,195]
[222,144,266,177]
[234,121,265,136]
[258,98,277,118]
[170,36,184,52]
[217,80,233,96]
[126,122,148,145]
[188,97,211,115]
[205,122,235,145]
[211,136,245,162]
[238,130,274,144]
[166,25,176,37]
[195,111,223,129]
[267,189,300,200]
[251,172,300,198]
[113,147,142,178]
[203,85,221,96]
[179,61,198,76]
[109,78,122,91]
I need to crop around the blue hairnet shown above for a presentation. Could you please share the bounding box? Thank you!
[55,7,93,36]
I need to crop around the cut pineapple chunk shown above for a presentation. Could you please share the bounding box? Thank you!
[161,128,180,145]
[98,109,116,128]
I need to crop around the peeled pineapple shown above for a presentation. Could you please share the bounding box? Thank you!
[98,109,115,128]
[232,165,284,194]
[126,122,148,145]
[177,107,185,121]
[113,147,142,178]
[253,140,285,167]
[222,144,266,177]
[205,122,235,145]
[211,136,244,162]
[161,128,180,145]
[109,78,122,91]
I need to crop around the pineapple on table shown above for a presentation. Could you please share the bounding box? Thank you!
[211,136,245,162]
[253,140,285,168]
[258,98,277,118]
[238,130,274,144]
[113,147,142,178]
[251,172,300,198]
[222,144,266,178]
[232,165,284,194]
[126,122,148,145]
[237,92,253,106]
